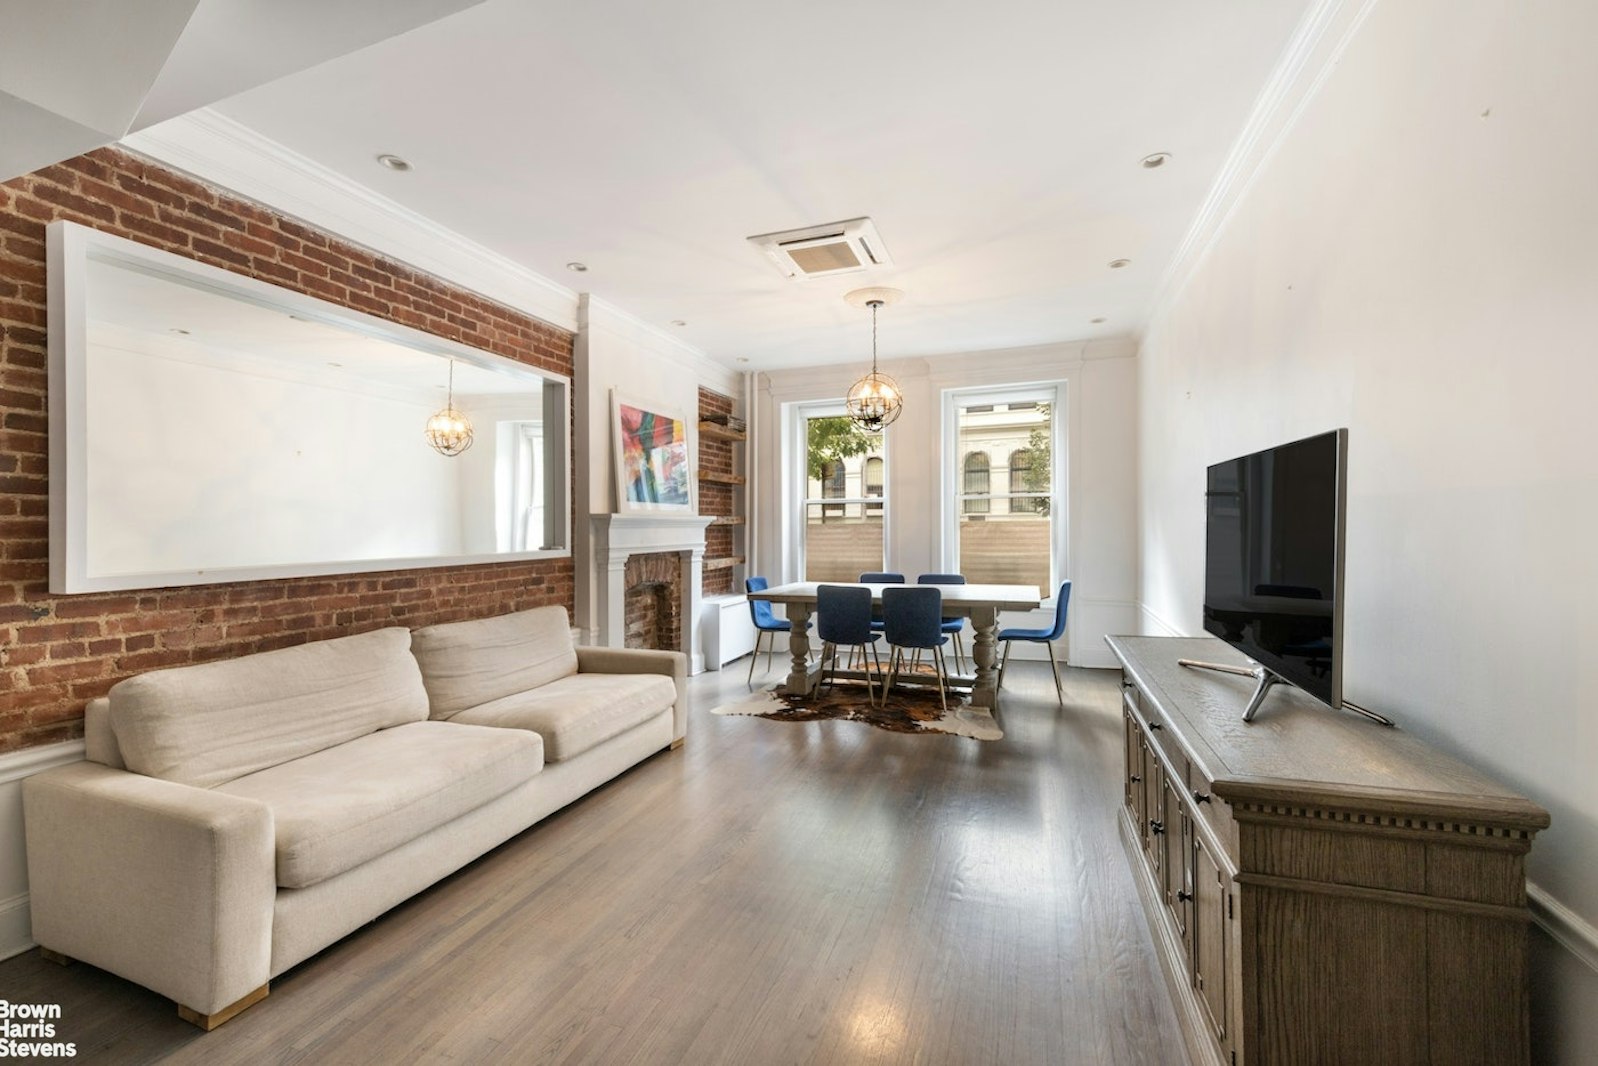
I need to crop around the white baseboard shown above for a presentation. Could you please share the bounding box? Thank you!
[0,893,32,962]
[0,740,86,961]
[1531,882,1598,977]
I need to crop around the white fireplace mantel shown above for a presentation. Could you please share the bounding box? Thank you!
[591,513,714,673]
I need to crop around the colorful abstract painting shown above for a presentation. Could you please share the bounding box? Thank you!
[613,393,693,511]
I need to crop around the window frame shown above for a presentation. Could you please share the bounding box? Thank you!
[794,402,890,582]
[940,383,1066,599]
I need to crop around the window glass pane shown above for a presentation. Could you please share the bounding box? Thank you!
[803,413,884,579]
[958,512,1050,590]
[955,399,1053,592]
[805,503,884,582]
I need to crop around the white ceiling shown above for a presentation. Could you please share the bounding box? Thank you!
[204,0,1312,370]
[0,0,482,181]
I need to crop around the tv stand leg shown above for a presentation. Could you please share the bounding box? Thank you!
[1178,658,1397,725]
[1177,659,1279,722]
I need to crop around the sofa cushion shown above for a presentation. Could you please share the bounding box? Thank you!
[216,720,543,889]
[410,606,579,719]
[110,628,429,789]
[447,673,675,761]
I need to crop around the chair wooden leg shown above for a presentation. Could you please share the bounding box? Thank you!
[766,632,777,674]
[1047,641,1064,705]
[870,644,886,706]
[177,983,269,1031]
[998,641,1013,689]
[934,649,948,713]
[954,632,967,675]
[748,631,763,685]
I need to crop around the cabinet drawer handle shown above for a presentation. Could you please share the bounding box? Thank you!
[1177,890,1193,903]
[1149,820,1165,835]
[1129,774,1142,783]
[1148,720,1163,730]
[1192,790,1212,804]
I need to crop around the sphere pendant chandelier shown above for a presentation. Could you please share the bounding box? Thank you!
[844,286,904,433]
[424,359,474,457]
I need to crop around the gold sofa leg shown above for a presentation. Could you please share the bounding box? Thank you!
[39,947,73,966]
[669,737,685,751]
[177,983,269,1031]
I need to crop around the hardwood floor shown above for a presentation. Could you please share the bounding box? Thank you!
[0,661,1187,1065]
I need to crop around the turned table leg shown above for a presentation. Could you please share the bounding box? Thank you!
[782,601,815,696]
[969,606,1000,711]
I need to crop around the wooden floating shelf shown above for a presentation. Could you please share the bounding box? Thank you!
[697,421,747,442]
[698,471,746,486]
[702,556,746,571]
[709,515,745,526]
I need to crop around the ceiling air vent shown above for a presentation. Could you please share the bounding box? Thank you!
[747,217,893,279]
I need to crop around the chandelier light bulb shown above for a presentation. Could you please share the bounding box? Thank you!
[845,296,904,433]
[425,360,474,456]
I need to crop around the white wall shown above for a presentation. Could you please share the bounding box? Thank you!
[572,296,743,646]
[1135,1,1598,1058]
[752,338,1138,668]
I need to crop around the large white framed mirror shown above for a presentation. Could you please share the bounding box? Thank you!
[47,221,571,594]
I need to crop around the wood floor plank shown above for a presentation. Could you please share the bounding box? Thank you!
[0,661,1188,1065]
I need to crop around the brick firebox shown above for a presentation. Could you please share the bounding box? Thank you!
[623,553,682,652]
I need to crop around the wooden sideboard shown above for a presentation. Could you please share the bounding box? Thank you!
[1106,636,1549,1066]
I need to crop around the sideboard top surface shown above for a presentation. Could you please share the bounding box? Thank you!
[1106,635,1548,829]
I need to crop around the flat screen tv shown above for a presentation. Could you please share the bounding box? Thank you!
[1200,429,1347,718]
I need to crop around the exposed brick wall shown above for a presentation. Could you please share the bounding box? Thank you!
[0,147,575,753]
[622,552,682,652]
[697,386,739,597]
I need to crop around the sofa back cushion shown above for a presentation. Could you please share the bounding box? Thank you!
[110,627,429,788]
[410,606,578,718]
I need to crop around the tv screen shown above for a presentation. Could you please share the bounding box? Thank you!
[1202,430,1346,709]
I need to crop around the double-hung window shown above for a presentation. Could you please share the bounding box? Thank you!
[798,408,887,582]
[945,386,1061,594]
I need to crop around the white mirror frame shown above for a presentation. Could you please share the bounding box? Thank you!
[47,220,573,594]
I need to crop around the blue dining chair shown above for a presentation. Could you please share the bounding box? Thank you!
[916,573,968,674]
[997,581,1073,704]
[856,571,905,659]
[744,577,809,685]
[815,584,883,704]
[881,586,951,712]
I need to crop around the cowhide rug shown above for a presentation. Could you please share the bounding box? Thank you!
[712,677,1003,741]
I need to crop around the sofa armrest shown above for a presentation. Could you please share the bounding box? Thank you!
[576,646,688,743]
[23,762,276,1015]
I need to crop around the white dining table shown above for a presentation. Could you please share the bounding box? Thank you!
[745,581,1042,711]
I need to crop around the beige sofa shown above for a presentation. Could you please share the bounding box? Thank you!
[23,606,684,1028]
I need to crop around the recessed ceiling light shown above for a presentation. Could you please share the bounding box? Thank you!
[326,361,343,368]
[168,327,190,335]
[376,154,412,172]
[670,319,687,327]
[566,262,588,273]
[1108,259,1131,269]
[1091,317,1107,324]
[1140,152,1171,169]
[736,357,750,364]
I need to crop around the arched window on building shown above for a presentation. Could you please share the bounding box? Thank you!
[1009,448,1036,513]
[962,451,990,514]
[864,456,884,514]
[821,459,846,517]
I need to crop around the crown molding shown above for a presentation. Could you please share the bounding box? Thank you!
[1144,0,1383,330]
[581,294,741,396]
[120,108,581,332]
